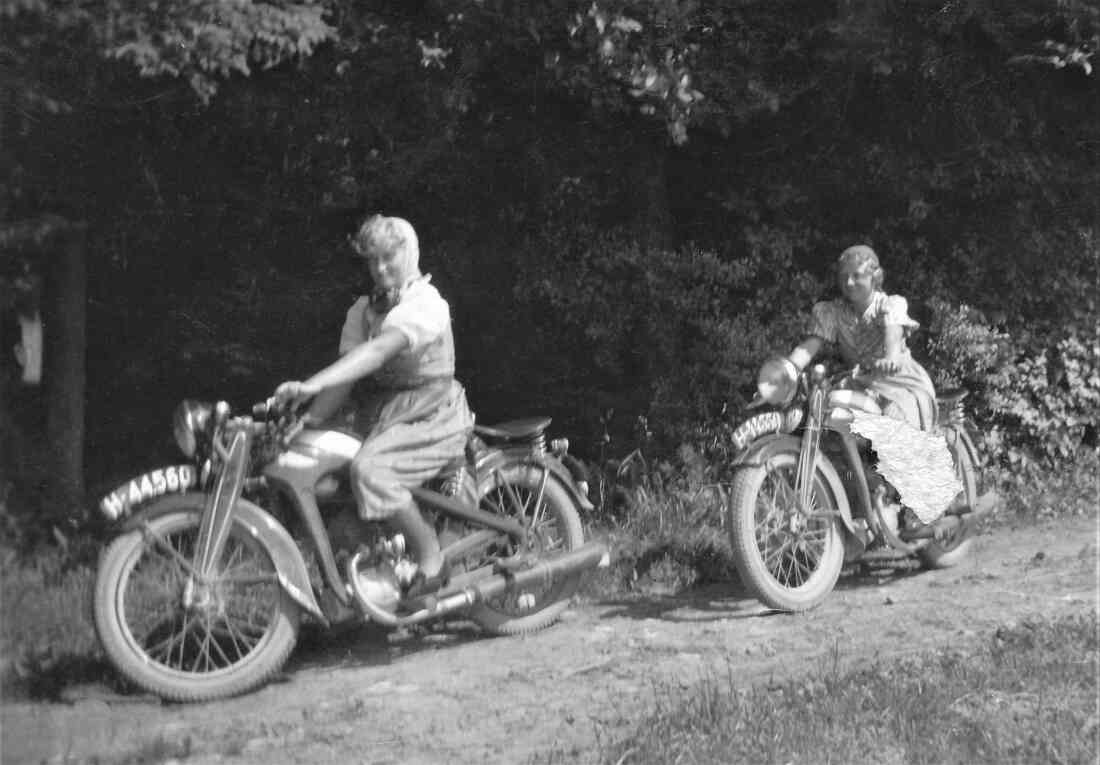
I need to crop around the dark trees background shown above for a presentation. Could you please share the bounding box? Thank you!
[2,0,1097,536]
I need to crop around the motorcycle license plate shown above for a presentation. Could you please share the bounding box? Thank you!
[99,465,199,521]
[731,411,786,451]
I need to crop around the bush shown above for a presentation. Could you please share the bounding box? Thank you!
[524,220,822,447]
[921,297,1100,473]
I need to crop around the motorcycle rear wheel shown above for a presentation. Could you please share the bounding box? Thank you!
[918,427,978,569]
[728,447,845,612]
[94,498,300,702]
[466,463,585,635]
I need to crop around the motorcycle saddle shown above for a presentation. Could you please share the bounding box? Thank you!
[474,417,552,441]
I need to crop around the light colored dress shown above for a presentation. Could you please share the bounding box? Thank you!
[340,276,474,520]
[809,292,936,430]
[809,292,960,520]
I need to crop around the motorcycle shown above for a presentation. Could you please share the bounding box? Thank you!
[93,397,608,702]
[725,359,995,613]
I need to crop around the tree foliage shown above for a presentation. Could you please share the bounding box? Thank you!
[1,0,1097,538]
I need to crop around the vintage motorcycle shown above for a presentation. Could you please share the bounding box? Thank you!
[93,397,607,702]
[725,359,994,613]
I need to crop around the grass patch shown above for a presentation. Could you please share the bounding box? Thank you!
[599,613,1099,765]
[993,450,1099,521]
[578,463,737,599]
[0,547,113,700]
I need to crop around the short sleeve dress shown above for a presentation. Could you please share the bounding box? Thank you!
[339,276,475,518]
[808,292,937,430]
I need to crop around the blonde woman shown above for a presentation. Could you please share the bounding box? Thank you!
[275,215,474,586]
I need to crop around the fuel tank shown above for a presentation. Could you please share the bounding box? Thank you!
[262,428,362,489]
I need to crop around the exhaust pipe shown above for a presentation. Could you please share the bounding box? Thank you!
[348,541,609,627]
[900,490,999,542]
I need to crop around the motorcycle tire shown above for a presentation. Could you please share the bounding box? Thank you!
[94,496,300,702]
[918,426,979,569]
[728,446,846,612]
[467,462,585,635]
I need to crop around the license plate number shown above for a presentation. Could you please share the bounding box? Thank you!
[731,411,785,451]
[99,465,198,521]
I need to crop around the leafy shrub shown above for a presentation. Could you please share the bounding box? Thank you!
[525,219,821,447]
[921,297,1100,472]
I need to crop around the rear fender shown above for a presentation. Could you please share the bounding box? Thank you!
[474,449,592,512]
[122,492,324,621]
[733,434,855,535]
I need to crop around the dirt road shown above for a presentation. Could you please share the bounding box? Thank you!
[3,517,1097,765]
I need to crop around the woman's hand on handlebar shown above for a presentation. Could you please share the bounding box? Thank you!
[273,380,322,409]
[873,355,902,375]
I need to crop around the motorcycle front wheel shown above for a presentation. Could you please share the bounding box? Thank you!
[728,447,845,612]
[466,463,585,635]
[94,495,300,702]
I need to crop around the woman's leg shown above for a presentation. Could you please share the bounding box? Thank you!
[350,441,450,579]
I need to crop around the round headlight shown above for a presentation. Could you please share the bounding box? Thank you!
[756,356,798,406]
[172,400,212,457]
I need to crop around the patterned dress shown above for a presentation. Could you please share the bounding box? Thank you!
[809,292,936,430]
[809,292,960,520]
[339,276,475,520]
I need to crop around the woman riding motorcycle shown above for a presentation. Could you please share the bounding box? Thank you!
[274,214,475,588]
[768,244,960,525]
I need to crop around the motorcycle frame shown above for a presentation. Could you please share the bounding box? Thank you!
[738,370,981,554]
[195,421,585,611]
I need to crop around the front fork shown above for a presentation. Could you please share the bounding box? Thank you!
[794,381,827,516]
[183,429,252,607]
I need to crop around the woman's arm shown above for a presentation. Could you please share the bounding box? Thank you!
[275,326,409,405]
[789,336,824,372]
[307,326,408,389]
[875,324,904,374]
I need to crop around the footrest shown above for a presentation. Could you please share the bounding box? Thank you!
[494,555,537,574]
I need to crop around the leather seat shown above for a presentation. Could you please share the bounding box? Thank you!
[473,417,552,441]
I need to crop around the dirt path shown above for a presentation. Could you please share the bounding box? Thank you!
[3,517,1097,765]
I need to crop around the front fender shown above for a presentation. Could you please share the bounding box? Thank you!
[474,449,593,512]
[732,434,855,535]
[121,492,324,621]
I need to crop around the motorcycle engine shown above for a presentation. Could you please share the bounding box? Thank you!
[325,507,377,559]
[351,560,402,614]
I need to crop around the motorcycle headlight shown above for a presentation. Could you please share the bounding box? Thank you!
[172,399,212,457]
[756,356,798,406]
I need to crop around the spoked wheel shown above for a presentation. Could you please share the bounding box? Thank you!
[94,495,299,702]
[728,446,845,612]
[464,462,584,635]
[918,427,979,569]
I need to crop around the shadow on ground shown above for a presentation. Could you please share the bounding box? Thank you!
[285,614,487,676]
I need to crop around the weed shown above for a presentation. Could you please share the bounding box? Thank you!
[0,546,113,700]
[600,613,1100,764]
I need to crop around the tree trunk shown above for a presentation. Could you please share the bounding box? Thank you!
[43,224,87,522]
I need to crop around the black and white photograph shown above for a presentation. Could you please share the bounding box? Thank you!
[2,1,1097,763]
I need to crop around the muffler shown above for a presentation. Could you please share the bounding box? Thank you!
[347,540,609,627]
[899,490,999,542]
